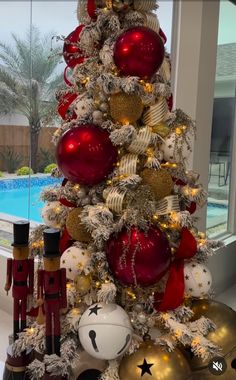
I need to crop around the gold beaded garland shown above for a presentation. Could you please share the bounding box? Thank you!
[140,168,173,201]
[66,208,91,243]
[109,92,144,125]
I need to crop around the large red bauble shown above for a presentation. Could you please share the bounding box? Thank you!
[56,124,118,185]
[114,26,165,79]
[63,25,85,68]
[106,226,171,287]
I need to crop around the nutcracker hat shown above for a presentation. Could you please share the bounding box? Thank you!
[12,220,30,247]
[43,228,61,258]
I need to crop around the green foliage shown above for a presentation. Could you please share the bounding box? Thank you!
[37,148,55,173]
[16,166,34,176]
[44,163,57,174]
[0,147,22,173]
[0,171,3,177]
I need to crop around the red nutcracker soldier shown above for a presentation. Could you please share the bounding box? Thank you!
[37,228,67,357]
[4,221,34,341]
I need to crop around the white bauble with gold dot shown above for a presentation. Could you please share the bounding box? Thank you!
[61,245,91,281]
[159,131,192,163]
[184,262,212,298]
[78,303,133,360]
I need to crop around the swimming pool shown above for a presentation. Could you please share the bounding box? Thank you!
[0,176,61,223]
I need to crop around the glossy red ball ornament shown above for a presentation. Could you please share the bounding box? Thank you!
[106,226,171,287]
[114,26,165,79]
[57,92,78,121]
[56,124,118,185]
[63,25,85,68]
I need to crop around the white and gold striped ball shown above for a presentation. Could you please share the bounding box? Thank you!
[184,262,212,298]
[61,245,91,281]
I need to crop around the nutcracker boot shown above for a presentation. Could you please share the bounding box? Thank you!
[54,336,61,357]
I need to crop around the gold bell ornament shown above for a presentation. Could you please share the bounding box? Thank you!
[119,340,192,380]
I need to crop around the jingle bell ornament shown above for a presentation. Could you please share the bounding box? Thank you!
[119,340,192,380]
[114,26,164,79]
[56,125,118,185]
[106,226,171,287]
[61,245,91,281]
[70,350,107,380]
[184,262,212,298]
[78,303,133,360]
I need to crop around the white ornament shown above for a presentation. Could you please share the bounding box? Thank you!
[61,245,91,281]
[70,350,107,380]
[78,303,133,360]
[184,262,212,298]
[41,201,66,229]
[160,131,192,163]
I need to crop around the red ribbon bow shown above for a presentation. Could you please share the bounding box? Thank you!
[154,227,197,312]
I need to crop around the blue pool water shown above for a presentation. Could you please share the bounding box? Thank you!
[0,176,61,223]
[207,202,228,220]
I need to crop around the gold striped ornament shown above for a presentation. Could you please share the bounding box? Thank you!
[119,154,139,175]
[159,57,171,82]
[128,127,152,154]
[156,195,180,215]
[145,12,160,33]
[143,97,168,126]
[106,187,127,213]
[133,0,157,12]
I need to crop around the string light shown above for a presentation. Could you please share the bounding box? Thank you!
[191,336,201,346]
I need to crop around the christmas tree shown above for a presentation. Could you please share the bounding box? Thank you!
[7,1,236,380]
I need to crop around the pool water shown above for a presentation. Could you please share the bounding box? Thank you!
[207,202,228,220]
[0,176,61,223]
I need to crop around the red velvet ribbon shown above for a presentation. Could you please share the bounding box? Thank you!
[154,227,197,312]
[87,0,97,19]
[59,227,75,255]
[59,178,77,207]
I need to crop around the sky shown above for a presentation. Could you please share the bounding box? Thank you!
[0,1,173,51]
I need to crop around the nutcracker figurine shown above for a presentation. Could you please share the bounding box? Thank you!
[37,228,67,357]
[4,221,34,341]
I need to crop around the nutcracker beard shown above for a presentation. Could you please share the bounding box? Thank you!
[45,299,61,357]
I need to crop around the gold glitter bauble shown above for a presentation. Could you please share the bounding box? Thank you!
[74,273,92,295]
[140,169,173,201]
[112,0,133,12]
[66,208,91,243]
[119,340,191,380]
[151,122,170,138]
[109,92,143,124]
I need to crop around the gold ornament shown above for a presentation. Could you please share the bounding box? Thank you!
[140,168,173,201]
[133,0,157,12]
[191,299,236,355]
[143,98,168,127]
[74,273,92,295]
[66,208,91,243]
[151,122,170,138]
[119,340,191,380]
[109,92,143,125]
[145,12,160,33]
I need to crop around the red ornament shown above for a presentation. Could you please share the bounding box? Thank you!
[114,26,165,79]
[56,124,118,185]
[57,92,78,121]
[63,25,85,68]
[59,178,77,208]
[106,226,171,287]
[59,228,74,255]
[87,0,97,19]
[186,201,197,214]
[159,28,167,44]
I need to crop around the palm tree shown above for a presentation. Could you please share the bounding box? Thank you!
[0,26,63,172]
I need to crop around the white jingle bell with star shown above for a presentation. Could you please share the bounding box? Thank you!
[61,245,91,281]
[78,303,133,360]
[184,262,212,298]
